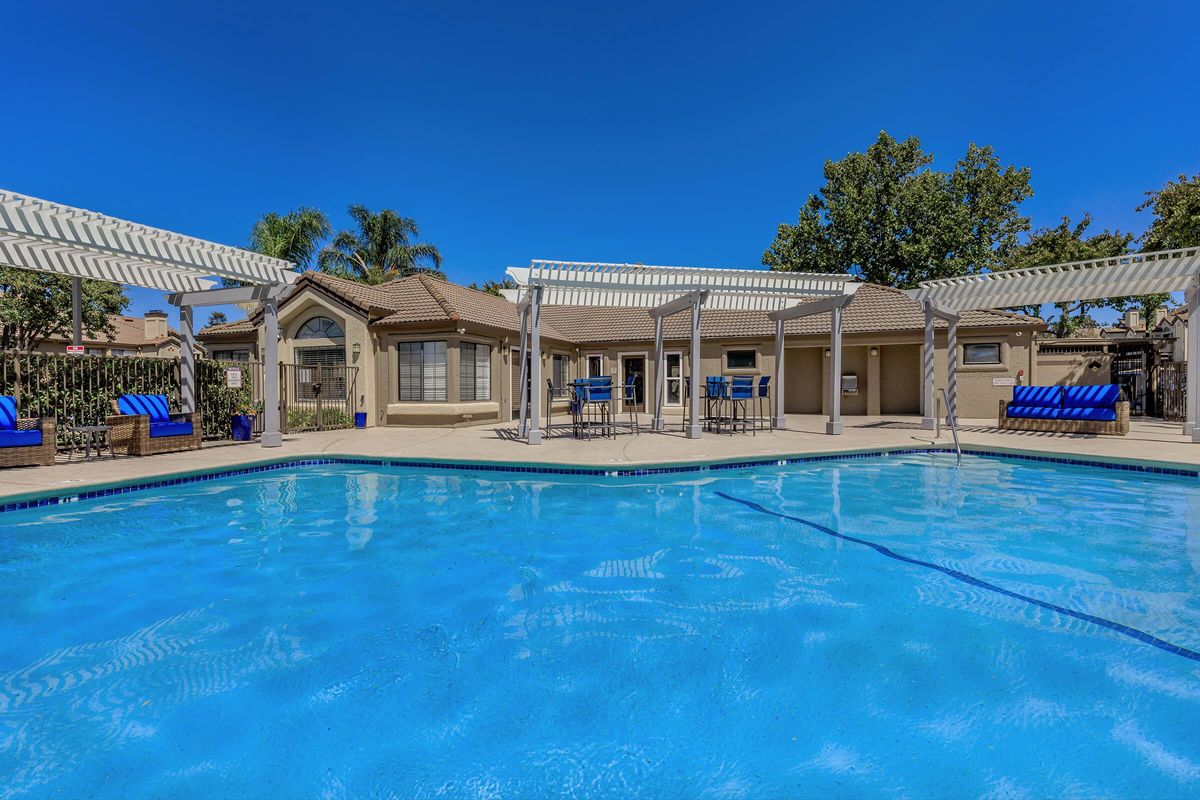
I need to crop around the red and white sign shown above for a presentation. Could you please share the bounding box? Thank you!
[66,345,85,355]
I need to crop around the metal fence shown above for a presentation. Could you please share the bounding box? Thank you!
[1155,362,1187,422]
[0,350,267,446]
[280,362,359,432]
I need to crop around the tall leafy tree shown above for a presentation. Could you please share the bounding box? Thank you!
[1002,215,1135,337]
[248,207,332,268]
[763,132,1032,288]
[0,268,127,351]
[1139,173,1200,251]
[318,205,443,285]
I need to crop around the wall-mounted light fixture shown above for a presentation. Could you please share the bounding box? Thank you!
[352,343,362,356]
[824,349,831,358]
[869,347,879,357]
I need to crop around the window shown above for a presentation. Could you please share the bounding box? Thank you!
[213,349,250,362]
[727,349,757,370]
[665,352,683,405]
[296,316,344,339]
[110,349,136,357]
[296,346,347,399]
[459,342,492,401]
[586,354,605,377]
[85,348,104,356]
[398,341,447,401]
[963,343,1002,365]
[552,354,570,388]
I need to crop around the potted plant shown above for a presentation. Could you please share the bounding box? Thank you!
[231,399,261,441]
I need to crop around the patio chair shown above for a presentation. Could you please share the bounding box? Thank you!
[107,393,202,455]
[0,396,56,467]
[729,375,755,436]
[620,373,641,435]
[755,375,771,430]
[574,377,613,440]
[704,376,729,433]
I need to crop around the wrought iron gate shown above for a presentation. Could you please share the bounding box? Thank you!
[280,363,359,432]
[1154,362,1187,421]
[1111,350,1148,416]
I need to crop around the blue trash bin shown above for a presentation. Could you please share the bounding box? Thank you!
[354,412,367,428]
[231,414,254,441]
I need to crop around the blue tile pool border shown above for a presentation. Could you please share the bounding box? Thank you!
[1,446,1196,514]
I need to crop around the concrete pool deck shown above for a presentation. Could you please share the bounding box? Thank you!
[1,414,1197,501]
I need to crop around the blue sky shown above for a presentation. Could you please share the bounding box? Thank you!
[4,0,1198,326]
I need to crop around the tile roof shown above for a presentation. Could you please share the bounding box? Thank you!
[198,319,256,336]
[43,314,181,346]
[538,283,1042,343]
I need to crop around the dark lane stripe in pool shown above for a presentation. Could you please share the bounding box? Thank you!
[713,491,1200,664]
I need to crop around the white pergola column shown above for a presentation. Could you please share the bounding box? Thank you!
[261,296,283,447]
[946,314,958,424]
[179,304,196,413]
[652,315,665,432]
[71,277,83,347]
[687,298,703,439]
[528,287,543,445]
[772,318,786,429]
[827,303,844,435]
[921,302,936,430]
[1186,281,1199,441]
[516,304,529,438]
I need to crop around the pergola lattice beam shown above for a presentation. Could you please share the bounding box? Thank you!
[0,236,216,292]
[0,190,298,287]
[910,246,1200,311]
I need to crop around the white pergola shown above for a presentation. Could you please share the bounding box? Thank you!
[0,189,299,447]
[908,246,1200,442]
[503,260,860,444]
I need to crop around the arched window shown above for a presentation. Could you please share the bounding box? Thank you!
[296,316,344,339]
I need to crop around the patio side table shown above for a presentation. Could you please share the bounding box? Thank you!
[67,424,114,462]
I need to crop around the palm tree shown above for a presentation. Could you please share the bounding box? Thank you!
[318,205,443,284]
[248,207,332,268]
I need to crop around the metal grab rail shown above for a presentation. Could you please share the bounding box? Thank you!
[938,387,962,465]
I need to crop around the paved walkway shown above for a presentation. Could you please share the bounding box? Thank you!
[1,415,1196,501]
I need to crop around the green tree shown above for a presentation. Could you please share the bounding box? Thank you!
[318,205,443,285]
[206,311,228,328]
[0,268,128,351]
[1139,173,1200,251]
[1003,215,1135,337]
[468,278,517,297]
[763,131,1032,288]
[248,207,332,268]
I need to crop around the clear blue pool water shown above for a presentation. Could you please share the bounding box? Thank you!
[1,453,1199,798]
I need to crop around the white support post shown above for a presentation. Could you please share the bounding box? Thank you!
[71,277,83,347]
[516,305,529,438]
[687,297,703,439]
[261,296,282,447]
[179,304,195,413]
[528,288,543,445]
[827,304,843,435]
[652,315,665,432]
[1186,282,1199,441]
[773,318,786,429]
[921,302,936,430]
[947,315,959,425]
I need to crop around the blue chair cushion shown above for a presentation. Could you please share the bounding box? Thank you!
[1058,406,1118,422]
[1062,384,1121,409]
[0,429,42,448]
[1011,385,1062,408]
[118,394,171,422]
[149,421,193,438]
[757,376,771,397]
[1005,405,1061,420]
[0,396,16,431]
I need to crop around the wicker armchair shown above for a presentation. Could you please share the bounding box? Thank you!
[0,397,57,467]
[106,394,202,456]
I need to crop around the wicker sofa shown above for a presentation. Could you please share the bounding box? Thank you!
[998,384,1129,436]
[106,394,202,456]
[0,396,57,467]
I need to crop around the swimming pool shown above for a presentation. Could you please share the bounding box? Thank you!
[1,452,1198,798]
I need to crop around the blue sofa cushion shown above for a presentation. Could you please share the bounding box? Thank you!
[1062,384,1121,409]
[1005,405,1061,420]
[1011,385,1062,408]
[0,429,42,448]
[118,394,172,422]
[149,421,193,439]
[0,396,16,431]
[1058,406,1118,422]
